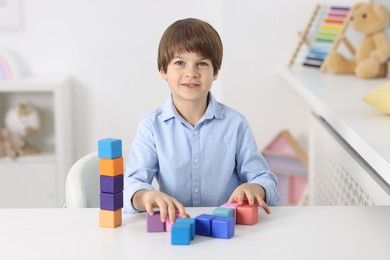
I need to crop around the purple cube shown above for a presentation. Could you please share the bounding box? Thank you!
[100,175,124,193]
[100,191,123,210]
[146,211,165,232]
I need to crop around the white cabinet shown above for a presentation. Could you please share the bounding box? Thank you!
[278,66,390,205]
[0,77,72,208]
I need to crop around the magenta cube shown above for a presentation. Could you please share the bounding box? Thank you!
[146,211,165,232]
[100,174,123,193]
[165,212,180,232]
[100,191,123,210]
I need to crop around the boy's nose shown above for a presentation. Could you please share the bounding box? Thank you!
[185,66,199,77]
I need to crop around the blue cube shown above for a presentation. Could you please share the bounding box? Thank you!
[171,223,191,245]
[211,216,235,239]
[195,214,216,237]
[176,218,196,240]
[98,138,122,159]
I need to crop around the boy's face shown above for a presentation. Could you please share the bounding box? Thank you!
[160,52,218,107]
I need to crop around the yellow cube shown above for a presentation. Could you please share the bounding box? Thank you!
[99,209,122,228]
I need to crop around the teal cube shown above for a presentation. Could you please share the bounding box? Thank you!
[213,207,234,217]
[175,218,196,240]
[98,138,122,159]
[171,223,191,245]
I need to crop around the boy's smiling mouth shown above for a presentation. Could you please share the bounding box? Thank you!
[182,83,200,88]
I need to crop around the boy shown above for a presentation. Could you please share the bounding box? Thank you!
[124,18,279,223]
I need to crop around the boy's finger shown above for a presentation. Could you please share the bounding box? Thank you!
[174,202,188,219]
[156,201,167,222]
[244,192,255,205]
[145,204,155,216]
[258,200,271,214]
[167,202,177,224]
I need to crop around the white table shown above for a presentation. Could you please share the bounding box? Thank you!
[0,207,389,260]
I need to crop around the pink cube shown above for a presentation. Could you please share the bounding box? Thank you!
[165,212,180,232]
[220,202,239,223]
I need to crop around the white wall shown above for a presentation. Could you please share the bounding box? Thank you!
[0,0,360,162]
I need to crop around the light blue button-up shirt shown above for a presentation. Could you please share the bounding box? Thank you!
[123,93,279,213]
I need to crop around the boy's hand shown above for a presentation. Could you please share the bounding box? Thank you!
[228,183,271,214]
[132,190,190,223]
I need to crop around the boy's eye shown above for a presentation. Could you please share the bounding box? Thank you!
[174,61,184,65]
[198,62,209,66]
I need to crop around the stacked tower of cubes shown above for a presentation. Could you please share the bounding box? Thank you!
[98,138,124,228]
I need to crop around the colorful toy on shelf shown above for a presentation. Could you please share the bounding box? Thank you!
[288,4,350,69]
[325,2,390,79]
[262,130,308,206]
[98,138,124,228]
[0,48,29,80]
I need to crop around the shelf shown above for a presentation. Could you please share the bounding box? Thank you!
[0,153,56,164]
[278,65,390,185]
[0,76,70,92]
[0,76,72,208]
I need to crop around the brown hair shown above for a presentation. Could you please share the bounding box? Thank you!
[157,18,223,76]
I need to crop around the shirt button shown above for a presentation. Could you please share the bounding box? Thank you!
[194,188,199,193]
[193,158,199,163]
[193,130,198,135]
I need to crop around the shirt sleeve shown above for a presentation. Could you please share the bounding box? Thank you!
[235,121,280,206]
[123,117,158,213]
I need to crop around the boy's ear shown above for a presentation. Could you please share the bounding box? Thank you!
[159,68,167,80]
[213,73,219,81]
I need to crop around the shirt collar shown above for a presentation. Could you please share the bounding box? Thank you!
[161,92,224,122]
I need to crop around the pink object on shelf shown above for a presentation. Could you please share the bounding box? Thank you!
[262,130,308,206]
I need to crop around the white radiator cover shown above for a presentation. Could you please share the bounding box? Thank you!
[308,114,390,206]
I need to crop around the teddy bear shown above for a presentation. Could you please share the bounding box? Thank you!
[0,128,25,159]
[327,2,390,79]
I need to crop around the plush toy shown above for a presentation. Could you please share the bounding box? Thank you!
[0,128,25,159]
[327,2,390,79]
[0,103,41,158]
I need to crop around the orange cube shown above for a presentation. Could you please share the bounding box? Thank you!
[236,204,258,225]
[100,209,122,228]
[100,157,124,176]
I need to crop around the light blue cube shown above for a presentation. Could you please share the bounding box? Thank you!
[98,138,122,159]
[171,223,192,245]
[176,218,196,240]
